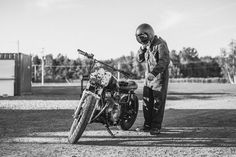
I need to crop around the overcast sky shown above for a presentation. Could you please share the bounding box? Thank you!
[0,0,236,59]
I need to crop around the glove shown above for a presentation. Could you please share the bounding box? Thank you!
[141,41,151,50]
[141,44,147,50]
[147,73,155,81]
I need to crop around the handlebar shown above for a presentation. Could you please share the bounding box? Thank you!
[77,49,136,78]
[77,49,94,59]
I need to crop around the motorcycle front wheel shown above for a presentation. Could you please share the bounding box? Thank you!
[68,95,96,144]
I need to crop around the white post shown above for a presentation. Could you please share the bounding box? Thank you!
[34,65,37,82]
[41,48,45,85]
[118,62,121,80]
[41,56,44,85]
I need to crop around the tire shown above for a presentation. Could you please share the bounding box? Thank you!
[119,94,139,130]
[68,95,96,144]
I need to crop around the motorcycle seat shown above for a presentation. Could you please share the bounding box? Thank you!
[118,80,138,91]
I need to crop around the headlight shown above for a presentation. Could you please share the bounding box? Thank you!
[101,71,112,86]
[89,68,112,87]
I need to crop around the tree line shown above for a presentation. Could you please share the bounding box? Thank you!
[32,40,236,83]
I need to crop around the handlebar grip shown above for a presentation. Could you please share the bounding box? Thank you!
[77,49,94,59]
[77,49,86,55]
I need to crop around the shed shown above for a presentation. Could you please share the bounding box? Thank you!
[0,53,32,96]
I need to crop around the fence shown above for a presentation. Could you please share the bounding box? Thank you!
[32,64,228,84]
[32,64,124,84]
[169,77,228,83]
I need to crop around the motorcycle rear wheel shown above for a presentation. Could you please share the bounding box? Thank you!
[68,95,96,144]
[119,94,139,130]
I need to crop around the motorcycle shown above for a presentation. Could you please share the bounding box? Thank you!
[68,49,139,144]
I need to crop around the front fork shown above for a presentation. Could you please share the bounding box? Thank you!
[73,90,100,121]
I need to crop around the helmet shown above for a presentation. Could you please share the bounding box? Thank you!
[135,23,155,45]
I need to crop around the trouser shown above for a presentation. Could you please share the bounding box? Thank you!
[142,77,168,129]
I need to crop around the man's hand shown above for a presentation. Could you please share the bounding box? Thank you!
[141,41,151,50]
[147,73,155,81]
[141,44,147,50]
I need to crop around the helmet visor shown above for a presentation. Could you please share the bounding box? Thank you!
[136,33,149,45]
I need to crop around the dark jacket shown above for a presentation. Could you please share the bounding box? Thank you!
[137,36,170,91]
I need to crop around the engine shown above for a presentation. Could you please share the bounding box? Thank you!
[105,97,121,125]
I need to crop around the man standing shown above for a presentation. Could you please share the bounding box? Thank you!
[136,23,170,135]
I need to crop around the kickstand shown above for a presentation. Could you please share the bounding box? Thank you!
[105,125,116,138]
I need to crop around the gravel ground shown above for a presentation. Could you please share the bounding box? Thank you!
[1,97,236,156]
[0,96,236,110]
[1,83,236,156]
[1,143,236,157]
[1,130,236,157]
[0,100,79,110]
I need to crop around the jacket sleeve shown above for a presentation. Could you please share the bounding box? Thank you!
[137,47,147,63]
[150,43,170,76]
